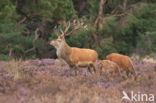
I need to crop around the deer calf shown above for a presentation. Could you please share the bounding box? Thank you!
[50,21,98,75]
[106,53,136,77]
[98,60,121,77]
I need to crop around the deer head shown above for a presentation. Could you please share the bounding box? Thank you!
[50,20,86,49]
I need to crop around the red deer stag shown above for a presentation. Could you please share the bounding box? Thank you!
[50,21,98,75]
[106,53,136,78]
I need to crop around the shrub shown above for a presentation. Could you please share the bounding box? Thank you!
[66,28,92,48]
[97,38,117,59]
[111,3,156,55]
[136,31,156,55]
[0,54,10,61]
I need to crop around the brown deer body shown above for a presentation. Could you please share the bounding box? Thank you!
[106,53,136,77]
[50,21,98,74]
[98,60,121,77]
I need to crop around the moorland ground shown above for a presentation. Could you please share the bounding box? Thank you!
[0,59,156,103]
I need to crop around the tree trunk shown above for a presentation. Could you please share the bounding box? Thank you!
[91,0,106,48]
[94,0,106,29]
[78,1,87,17]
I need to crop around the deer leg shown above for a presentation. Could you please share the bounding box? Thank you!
[127,68,135,78]
[129,68,137,80]
[92,62,96,73]
[88,66,92,73]
[74,65,79,76]
[69,65,75,76]
[122,70,128,79]
[98,64,102,75]
[129,67,136,77]
[126,69,132,78]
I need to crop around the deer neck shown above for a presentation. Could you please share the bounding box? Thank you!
[57,41,71,60]
[63,42,71,56]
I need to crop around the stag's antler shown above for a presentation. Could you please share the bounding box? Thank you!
[63,21,71,34]
[65,20,84,36]
[54,20,87,37]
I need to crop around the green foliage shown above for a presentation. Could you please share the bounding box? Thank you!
[131,3,156,56]
[0,26,36,59]
[0,54,10,61]
[37,0,77,21]
[97,38,117,59]
[136,31,156,55]
[0,0,77,60]
[66,28,91,48]
[0,15,36,59]
[0,0,18,23]
[101,16,117,34]
[0,0,156,60]
[108,3,156,54]
[87,0,99,18]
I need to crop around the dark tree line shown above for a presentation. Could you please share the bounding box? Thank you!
[0,0,156,60]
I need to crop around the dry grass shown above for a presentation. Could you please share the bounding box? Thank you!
[7,59,22,80]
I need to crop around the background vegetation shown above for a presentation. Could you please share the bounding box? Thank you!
[0,0,156,60]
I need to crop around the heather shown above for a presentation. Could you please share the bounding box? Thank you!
[0,59,156,103]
